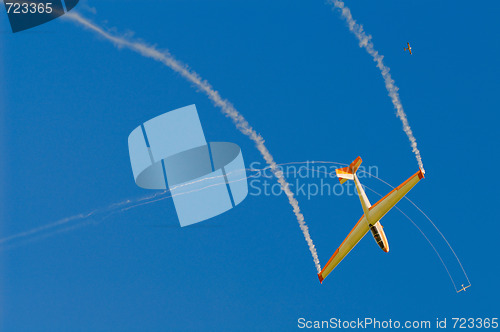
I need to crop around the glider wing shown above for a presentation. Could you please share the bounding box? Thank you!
[318,214,370,283]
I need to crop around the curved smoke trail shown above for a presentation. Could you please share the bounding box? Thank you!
[63,12,321,273]
[0,191,164,246]
[328,0,425,173]
[1,161,468,292]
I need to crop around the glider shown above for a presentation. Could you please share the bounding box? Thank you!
[318,157,424,283]
[458,284,471,293]
[404,42,412,55]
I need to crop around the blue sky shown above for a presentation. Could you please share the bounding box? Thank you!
[1,0,499,331]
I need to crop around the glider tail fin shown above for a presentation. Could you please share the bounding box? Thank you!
[336,157,362,184]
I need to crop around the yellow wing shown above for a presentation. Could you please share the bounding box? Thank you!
[318,214,370,283]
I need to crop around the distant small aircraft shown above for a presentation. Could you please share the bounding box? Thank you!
[404,42,412,55]
[318,157,425,283]
[458,284,471,293]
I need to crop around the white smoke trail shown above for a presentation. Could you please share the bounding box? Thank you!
[0,173,252,249]
[0,191,164,246]
[0,169,276,251]
[0,213,93,245]
[66,12,322,272]
[328,0,425,173]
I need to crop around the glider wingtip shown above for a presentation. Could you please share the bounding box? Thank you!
[318,273,324,284]
[418,168,425,179]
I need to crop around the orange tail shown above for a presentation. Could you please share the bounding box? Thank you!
[336,157,362,184]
